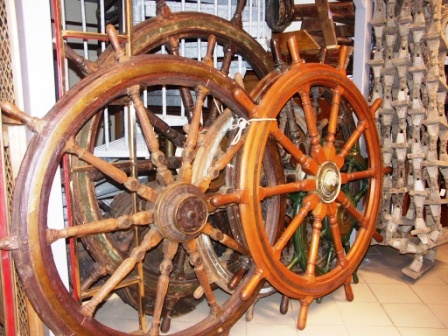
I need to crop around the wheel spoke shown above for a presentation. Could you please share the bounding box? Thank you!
[259,179,317,200]
[65,137,159,202]
[336,120,367,167]
[205,39,232,127]
[326,86,344,138]
[352,183,369,204]
[298,85,325,163]
[336,191,367,229]
[183,239,221,315]
[304,203,327,281]
[0,101,46,134]
[228,259,249,290]
[340,168,375,184]
[148,240,179,336]
[171,246,188,279]
[310,87,321,118]
[80,263,108,293]
[208,191,242,208]
[285,102,307,161]
[322,246,336,274]
[64,43,98,75]
[46,211,153,243]
[297,296,313,331]
[106,24,127,62]
[81,228,163,317]
[128,94,186,148]
[202,223,249,256]
[202,35,216,66]
[128,86,175,185]
[327,202,349,268]
[240,268,264,301]
[73,159,159,181]
[73,157,181,177]
[204,97,221,128]
[270,126,319,175]
[324,85,344,159]
[273,193,319,258]
[219,43,236,76]
[178,86,209,183]
[167,37,196,121]
[160,297,179,333]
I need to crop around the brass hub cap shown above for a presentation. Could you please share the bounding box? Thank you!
[156,183,208,242]
[316,161,341,203]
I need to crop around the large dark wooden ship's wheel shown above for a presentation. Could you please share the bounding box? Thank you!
[234,36,383,330]
[65,3,278,328]
[7,52,284,335]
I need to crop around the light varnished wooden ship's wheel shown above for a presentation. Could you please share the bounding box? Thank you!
[233,36,383,330]
[4,50,284,335]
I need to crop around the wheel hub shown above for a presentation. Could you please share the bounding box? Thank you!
[156,182,208,242]
[316,161,341,203]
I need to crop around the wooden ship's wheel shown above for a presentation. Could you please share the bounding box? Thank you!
[233,36,383,330]
[2,46,287,334]
[64,2,279,329]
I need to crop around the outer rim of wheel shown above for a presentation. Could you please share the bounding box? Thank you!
[238,63,383,299]
[12,55,262,335]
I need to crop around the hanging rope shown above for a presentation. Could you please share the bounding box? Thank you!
[230,117,276,145]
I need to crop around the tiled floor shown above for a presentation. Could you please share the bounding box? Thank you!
[97,244,448,335]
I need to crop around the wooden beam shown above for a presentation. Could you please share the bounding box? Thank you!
[314,0,338,48]
[293,1,355,25]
